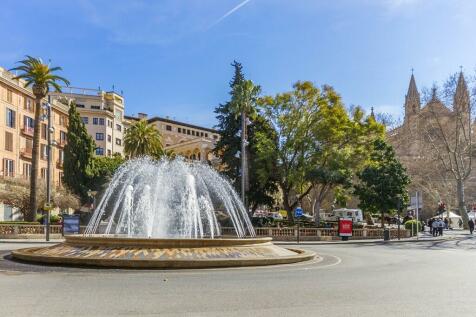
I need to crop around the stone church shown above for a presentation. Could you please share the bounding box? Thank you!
[387,71,473,218]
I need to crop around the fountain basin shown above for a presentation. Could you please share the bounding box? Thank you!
[11,235,316,269]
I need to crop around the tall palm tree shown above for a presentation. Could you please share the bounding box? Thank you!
[10,56,69,221]
[124,119,164,158]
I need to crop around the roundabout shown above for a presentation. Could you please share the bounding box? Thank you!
[11,235,316,269]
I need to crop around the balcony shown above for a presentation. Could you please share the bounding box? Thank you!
[56,160,63,168]
[20,147,33,159]
[57,139,67,148]
[21,127,34,137]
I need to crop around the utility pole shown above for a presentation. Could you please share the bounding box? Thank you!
[415,191,419,240]
[45,96,52,241]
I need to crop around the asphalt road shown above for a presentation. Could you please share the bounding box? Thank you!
[1,236,475,317]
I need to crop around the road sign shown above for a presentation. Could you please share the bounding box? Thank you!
[43,203,54,211]
[294,207,303,218]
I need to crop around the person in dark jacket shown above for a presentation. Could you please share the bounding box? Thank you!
[468,219,475,235]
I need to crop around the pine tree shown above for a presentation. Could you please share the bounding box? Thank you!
[63,102,95,201]
[214,61,278,210]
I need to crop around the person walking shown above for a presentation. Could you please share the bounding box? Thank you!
[428,218,434,236]
[432,219,438,237]
[438,218,444,236]
[468,219,475,235]
[444,218,449,230]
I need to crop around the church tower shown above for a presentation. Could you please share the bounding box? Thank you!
[454,71,470,118]
[404,73,421,123]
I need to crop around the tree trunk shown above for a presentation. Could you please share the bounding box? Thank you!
[282,192,294,224]
[313,199,321,227]
[381,211,385,228]
[457,179,469,229]
[28,96,43,221]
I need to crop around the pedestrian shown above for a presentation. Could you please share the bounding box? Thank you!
[459,218,463,229]
[444,218,449,230]
[432,219,438,237]
[468,219,475,235]
[428,218,434,235]
[438,218,444,236]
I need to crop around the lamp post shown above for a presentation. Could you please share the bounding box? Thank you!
[44,96,52,241]
[240,110,249,211]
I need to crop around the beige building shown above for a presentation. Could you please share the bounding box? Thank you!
[388,72,473,217]
[50,88,126,157]
[126,113,220,164]
[0,67,69,220]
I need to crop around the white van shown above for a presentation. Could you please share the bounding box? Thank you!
[331,208,364,224]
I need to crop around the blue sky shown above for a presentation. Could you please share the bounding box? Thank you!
[1,0,475,128]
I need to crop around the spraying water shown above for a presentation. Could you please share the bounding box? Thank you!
[85,157,255,238]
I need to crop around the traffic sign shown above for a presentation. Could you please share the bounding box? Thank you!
[294,207,303,218]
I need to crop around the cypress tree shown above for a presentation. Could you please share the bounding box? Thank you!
[63,102,95,201]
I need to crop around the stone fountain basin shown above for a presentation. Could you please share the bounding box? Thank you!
[11,235,316,269]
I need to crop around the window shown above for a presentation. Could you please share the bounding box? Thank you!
[76,104,85,108]
[93,117,99,125]
[25,98,33,111]
[24,115,34,130]
[107,149,112,156]
[95,147,104,155]
[178,128,182,133]
[5,132,13,151]
[4,159,14,177]
[115,138,122,146]
[81,117,89,124]
[59,115,66,126]
[205,133,208,138]
[116,124,122,131]
[59,172,64,186]
[41,168,47,179]
[192,131,195,136]
[96,133,104,141]
[115,110,123,120]
[99,118,105,125]
[41,144,48,160]
[41,124,47,140]
[213,135,218,140]
[59,149,64,162]
[6,108,16,128]
[91,105,100,110]
[107,120,113,128]
[200,132,204,137]
[6,90,12,103]
[107,135,112,142]
[23,163,31,179]
[60,131,67,143]
[166,125,172,131]
[187,129,190,135]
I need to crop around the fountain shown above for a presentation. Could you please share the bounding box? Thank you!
[12,158,315,268]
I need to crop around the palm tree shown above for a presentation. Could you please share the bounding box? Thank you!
[10,56,70,221]
[124,119,164,158]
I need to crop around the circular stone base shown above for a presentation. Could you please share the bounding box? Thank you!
[11,235,316,269]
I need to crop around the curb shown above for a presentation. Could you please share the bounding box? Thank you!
[274,237,455,245]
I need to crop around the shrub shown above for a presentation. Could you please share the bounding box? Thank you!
[0,221,40,225]
[404,220,422,234]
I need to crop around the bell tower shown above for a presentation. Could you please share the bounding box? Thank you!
[404,72,421,123]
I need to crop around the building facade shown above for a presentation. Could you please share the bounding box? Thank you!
[125,113,220,164]
[0,67,69,220]
[49,88,126,157]
[388,71,473,217]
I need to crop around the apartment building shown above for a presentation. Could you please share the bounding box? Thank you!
[0,67,69,220]
[49,88,126,157]
[125,113,220,164]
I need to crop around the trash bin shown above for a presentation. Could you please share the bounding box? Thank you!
[383,228,390,241]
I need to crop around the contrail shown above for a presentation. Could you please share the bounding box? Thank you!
[208,0,252,29]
